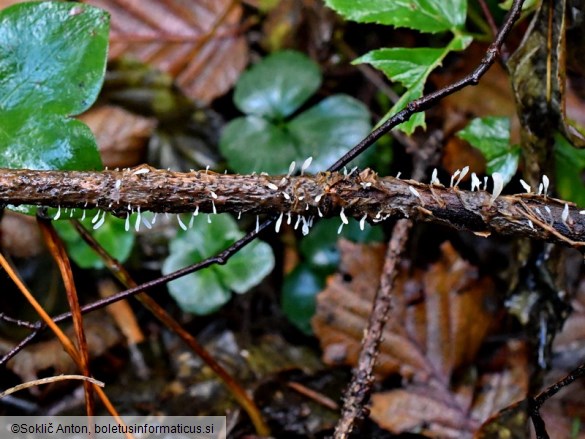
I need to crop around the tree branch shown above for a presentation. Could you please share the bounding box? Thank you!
[1,167,583,248]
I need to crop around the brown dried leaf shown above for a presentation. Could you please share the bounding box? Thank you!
[372,341,530,439]
[78,104,157,168]
[85,0,248,103]
[312,240,497,383]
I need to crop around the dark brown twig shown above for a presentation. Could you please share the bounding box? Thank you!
[334,218,412,438]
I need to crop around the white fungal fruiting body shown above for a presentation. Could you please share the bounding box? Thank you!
[340,207,348,225]
[519,179,531,193]
[133,168,149,175]
[431,168,438,184]
[408,186,421,200]
[301,157,312,175]
[275,212,283,233]
[93,211,106,230]
[359,214,367,231]
[287,161,296,177]
[562,204,569,223]
[177,215,187,231]
[266,182,279,191]
[542,175,549,196]
[471,172,481,192]
[489,172,504,206]
[210,191,218,199]
[53,206,61,220]
[454,166,469,187]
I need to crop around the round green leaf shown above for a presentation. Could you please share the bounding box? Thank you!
[220,116,298,174]
[234,51,321,120]
[162,214,275,315]
[0,2,109,114]
[282,264,324,335]
[288,95,372,172]
[0,2,108,214]
[53,213,135,269]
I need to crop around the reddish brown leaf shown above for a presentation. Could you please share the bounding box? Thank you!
[312,240,497,383]
[85,0,248,103]
[78,104,157,168]
[371,341,530,438]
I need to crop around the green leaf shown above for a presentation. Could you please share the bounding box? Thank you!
[325,0,467,33]
[457,116,520,184]
[555,133,585,206]
[0,2,108,213]
[221,95,372,174]
[287,95,372,172]
[53,213,135,269]
[219,116,298,174]
[162,214,275,315]
[357,35,472,134]
[282,264,324,335]
[234,50,321,120]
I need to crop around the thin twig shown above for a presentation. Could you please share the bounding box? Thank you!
[334,218,412,438]
[69,220,270,437]
[38,218,94,417]
[0,375,104,399]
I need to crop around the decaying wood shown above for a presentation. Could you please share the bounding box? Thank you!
[0,165,584,248]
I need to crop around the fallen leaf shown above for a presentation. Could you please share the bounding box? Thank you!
[85,0,249,103]
[372,340,530,439]
[78,105,157,168]
[312,240,497,382]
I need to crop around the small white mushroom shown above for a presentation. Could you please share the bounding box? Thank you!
[53,206,61,220]
[340,207,349,225]
[337,222,344,235]
[359,214,367,231]
[81,210,86,221]
[255,216,259,233]
[133,168,149,175]
[489,172,504,207]
[562,203,569,223]
[294,215,301,230]
[125,212,130,232]
[471,172,481,192]
[287,161,296,177]
[302,217,310,236]
[135,207,141,232]
[396,172,401,179]
[266,182,278,191]
[177,215,187,231]
[275,212,284,233]
[91,209,101,224]
[94,211,106,230]
[207,214,212,224]
[315,194,322,203]
[538,183,543,196]
[542,175,549,197]
[528,220,534,230]
[519,179,531,193]
[210,191,218,199]
[212,200,217,214]
[301,157,312,175]
[431,168,439,185]
[450,169,461,187]
[454,166,469,187]
[408,186,422,201]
